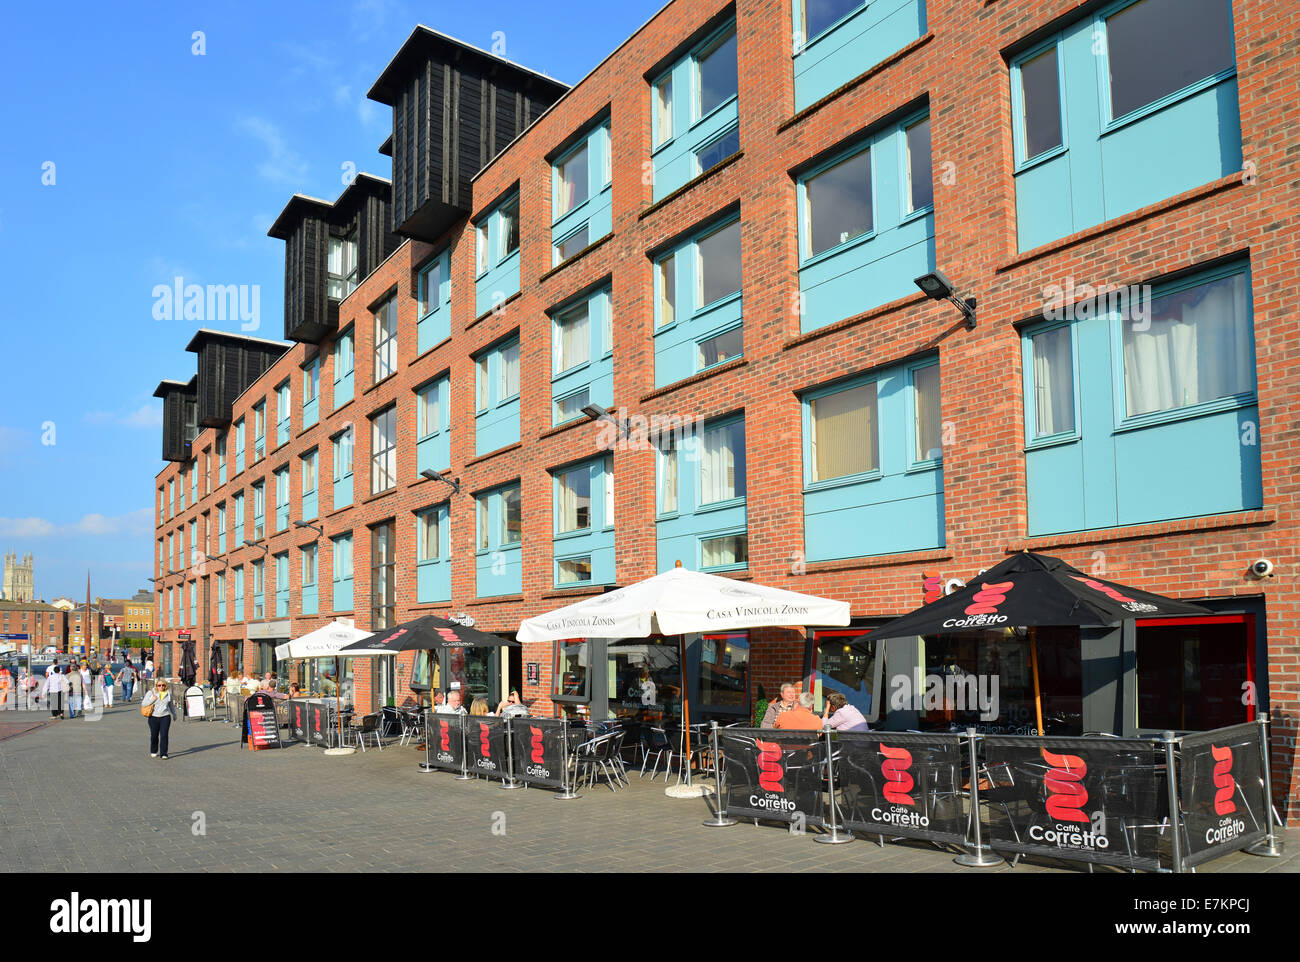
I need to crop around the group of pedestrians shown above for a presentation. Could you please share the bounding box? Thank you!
[37,656,151,719]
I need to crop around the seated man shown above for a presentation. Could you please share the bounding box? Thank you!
[496,690,529,719]
[773,692,824,731]
[435,689,466,714]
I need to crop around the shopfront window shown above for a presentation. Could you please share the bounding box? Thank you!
[811,629,878,717]
[1136,616,1252,731]
[411,650,439,692]
[916,628,1082,735]
[607,638,681,725]
[699,632,748,716]
[444,644,496,706]
[553,640,590,701]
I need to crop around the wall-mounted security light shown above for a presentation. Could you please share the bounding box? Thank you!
[420,468,462,495]
[914,270,976,329]
[294,520,325,537]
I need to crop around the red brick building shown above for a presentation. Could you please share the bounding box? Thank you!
[152,0,1298,811]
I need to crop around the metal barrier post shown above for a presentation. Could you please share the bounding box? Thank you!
[454,714,472,780]
[554,717,581,800]
[954,729,1003,867]
[1163,730,1185,874]
[501,717,523,789]
[1247,712,1284,857]
[418,710,436,773]
[702,720,736,827]
[814,726,853,844]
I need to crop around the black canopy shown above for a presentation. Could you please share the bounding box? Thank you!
[179,640,198,687]
[859,551,1212,641]
[339,615,519,654]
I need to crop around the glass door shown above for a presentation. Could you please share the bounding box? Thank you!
[1135,614,1255,732]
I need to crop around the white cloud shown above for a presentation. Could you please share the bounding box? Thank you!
[236,116,309,184]
[0,508,152,541]
[84,403,162,429]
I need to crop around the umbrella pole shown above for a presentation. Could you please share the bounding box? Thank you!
[1029,627,1044,737]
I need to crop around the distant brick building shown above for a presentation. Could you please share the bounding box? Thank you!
[153,0,1299,811]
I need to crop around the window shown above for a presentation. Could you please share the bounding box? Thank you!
[301,544,318,616]
[804,148,871,257]
[658,438,679,514]
[554,388,590,424]
[653,75,673,146]
[501,485,522,545]
[905,117,933,213]
[371,523,396,630]
[477,493,490,550]
[370,406,397,494]
[333,428,355,508]
[697,327,742,370]
[475,355,490,410]
[499,341,520,400]
[700,419,745,504]
[234,419,245,472]
[701,533,747,569]
[697,28,738,117]
[217,504,227,553]
[912,362,942,462]
[810,381,877,481]
[418,509,441,561]
[476,221,491,274]
[800,0,863,43]
[605,458,614,527]
[276,381,291,445]
[558,559,592,584]
[417,382,441,437]
[556,465,592,533]
[1030,326,1076,437]
[303,359,320,426]
[554,303,590,373]
[274,467,289,532]
[556,225,589,263]
[253,403,265,459]
[500,197,520,259]
[695,126,740,175]
[419,259,443,317]
[301,449,319,520]
[1018,46,1063,161]
[1105,0,1234,120]
[252,483,265,539]
[332,533,354,611]
[556,144,588,216]
[216,433,227,483]
[327,231,359,300]
[334,327,355,406]
[373,296,397,381]
[252,560,265,619]
[698,219,742,306]
[1121,269,1252,418]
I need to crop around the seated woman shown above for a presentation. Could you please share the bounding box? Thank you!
[468,697,490,716]
[823,692,870,732]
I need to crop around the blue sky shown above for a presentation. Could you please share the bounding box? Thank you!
[0,0,659,601]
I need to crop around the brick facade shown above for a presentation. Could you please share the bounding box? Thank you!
[153,0,1299,811]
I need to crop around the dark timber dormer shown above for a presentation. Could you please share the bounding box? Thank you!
[367,26,569,242]
[153,376,198,463]
[268,173,400,344]
[185,329,289,428]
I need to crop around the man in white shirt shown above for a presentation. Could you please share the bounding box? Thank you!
[435,689,466,715]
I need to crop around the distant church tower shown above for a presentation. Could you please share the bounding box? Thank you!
[2,551,34,602]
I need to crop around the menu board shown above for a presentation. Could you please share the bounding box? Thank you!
[247,706,282,750]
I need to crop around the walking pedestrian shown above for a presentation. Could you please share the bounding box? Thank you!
[141,679,176,759]
[42,666,68,719]
[121,660,136,702]
[101,662,116,708]
[67,664,85,718]
[143,656,154,681]
[79,662,93,713]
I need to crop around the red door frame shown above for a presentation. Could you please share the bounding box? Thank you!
[1134,613,1256,722]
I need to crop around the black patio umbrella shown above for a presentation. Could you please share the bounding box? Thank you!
[209,642,225,687]
[341,615,520,654]
[179,640,198,687]
[857,551,1212,733]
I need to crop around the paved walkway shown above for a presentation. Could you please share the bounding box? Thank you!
[1,705,1296,873]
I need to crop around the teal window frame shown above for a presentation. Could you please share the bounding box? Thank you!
[1009,36,1070,172]
[1020,318,1083,450]
[302,357,320,427]
[301,447,319,521]
[905,356,943,471]
[273,467,290,533]
[275,379,291,446]
[801,374,884,491]
[333,326,355,408]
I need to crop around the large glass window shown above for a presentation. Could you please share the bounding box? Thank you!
[810,381,876,481]
[556,144,588,216]
[501,484,522,545]
[556,466,591,533]
[1106,0,1235,119]
[697,28,738,117]
[554,303,590,373]
[373,296,398,381]
[327,231,359,300]
[805,148,872,257]
[1019,46,1063,161]
[697,220,742,306]
[905,116,933,213]
[608,638,681,725]
[1121,270,1252,418]
[499,340,521,399]
[701,534,747,569]
[371,523,395,630]
[912,362,942,462]
[1030,326,1075,437]
[801,0,863,43]
[370,406,397,493]
[700,419,745,505]
[417,509,441,561]
[553,640,590,700]
[1136,617,1252,731]
[700,632,749,714]
[811,629,879,716]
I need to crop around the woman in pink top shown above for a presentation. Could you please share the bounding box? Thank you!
[823,692,870,732]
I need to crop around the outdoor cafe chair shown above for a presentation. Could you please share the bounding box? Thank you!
[639,726,681,781]
[573,732,623,792]
[350,711,384,752]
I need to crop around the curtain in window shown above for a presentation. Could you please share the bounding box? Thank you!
[913,364,942,460]
[420,513,439,561]
[558,308,589,371]
[477,496,490,549]
[660,443,678,514]
[811,384,876,480]
[701,422,744,503]
[1122,272,1251,417]
[1032,326,1075,436]
[702,535,746,567]
[499,343,520,398]
[420,388,439,436]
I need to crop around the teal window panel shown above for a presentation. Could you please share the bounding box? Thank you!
[551,286,615,424]
[190,464,197,504]
[303,359,320,429]
[333,328,355,408]
[233,568,244,622]
[416,376,452,474]
[474,191,521,317]
[651,21,740,202]
[551,457,616,587]
[217,599,226,624]
[654,414,748,572]
[792,0,926,112]
[301,583,318,616]
[552,123,613,262]
[796,112,935,333]
[1011,0,1241,251]
[332,430,354,510]
[302,488,318,522]
[653,215,744,387]
[416,502,452,604]
[475,484,522,597]
[417,250,452,354]
[333,473,352,510]
[274,468,290,533]
[474,337,521,455]
[234,420,245,474]
[332,533,354,612]
[800,358,945,562]
[332,577,353,612]
[1022,259,1260,535]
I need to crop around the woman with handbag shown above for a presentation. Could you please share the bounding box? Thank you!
[141,680,176,759]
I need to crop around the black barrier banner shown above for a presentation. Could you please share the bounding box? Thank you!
[982,736,1163,870]
[1180,723,1266,867]
[288,700,308,742]
[719,728,825,826]
[243,693,282,750]
[427,714,465,773]
[509,718,567,788]
[308,702,330,745]
[835,731,966,844]
[468,716,510,778]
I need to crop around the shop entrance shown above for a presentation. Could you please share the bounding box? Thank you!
[1135,614,1255,731]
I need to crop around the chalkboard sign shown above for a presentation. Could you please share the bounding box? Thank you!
[247,705,282,749]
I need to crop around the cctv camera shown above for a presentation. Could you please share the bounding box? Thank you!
[1249,559,1274,579]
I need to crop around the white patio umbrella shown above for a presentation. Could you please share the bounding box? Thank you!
[275,621,382,755]
[518,565,850,796]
